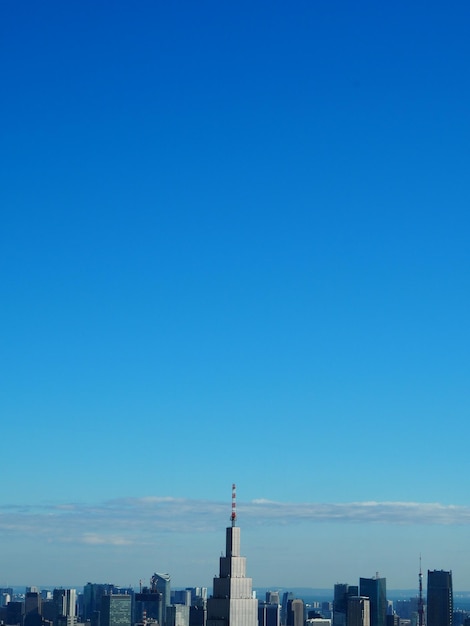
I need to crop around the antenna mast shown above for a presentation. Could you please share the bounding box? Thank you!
[418,555,425,626]
[231,483,237,527]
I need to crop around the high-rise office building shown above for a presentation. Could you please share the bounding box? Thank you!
[183,587,207,625]
[359,578,386,626]
[24,592,42,626]
[100,595,132,626]
[172,591,191,606]
[281,593,294,626]
[266,592,281,606]
[152,574,171,626]
[41,599,56,625]
[348,597,370,626]
[395,598,419,621]
[260,592,281,626]
[83,584,117,623]
[286,599,304,626]
[206,485,258,626]
[6,601,23,625]
[24,593,41,616]
[189,605,206,626]
[166,604,190,626]
[188,588,207,605]
[135,586,163,626]
[259,602,281,626]
[334,584,359,626]
[0,589,13,607]
[427,570,453,626]
[52,589,77,626]
[322,601,333,617]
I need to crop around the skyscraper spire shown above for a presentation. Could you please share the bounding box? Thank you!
[231,483,237,527]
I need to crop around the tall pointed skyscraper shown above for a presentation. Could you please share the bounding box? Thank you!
[206,484,258,626]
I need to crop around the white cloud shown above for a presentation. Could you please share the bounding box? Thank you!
[243,500,470,525]
[80,533,132,546]
[1,497,470,547]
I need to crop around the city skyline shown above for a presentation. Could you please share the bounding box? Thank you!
[2,0,470,591]
[1,571,463,626]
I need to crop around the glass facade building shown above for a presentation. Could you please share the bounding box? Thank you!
[427,570,453,626]
[100,595,132,626]
[359,577,386,626]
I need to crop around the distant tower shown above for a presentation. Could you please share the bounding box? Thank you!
[418,558,425,626]
[427,570,453,626]
[206,484,258,626]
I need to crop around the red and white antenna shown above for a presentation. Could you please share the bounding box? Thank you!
[231,483,237,527]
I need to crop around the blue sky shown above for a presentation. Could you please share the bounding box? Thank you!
[1,0,470,591]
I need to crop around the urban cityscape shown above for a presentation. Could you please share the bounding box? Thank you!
[0,487,463,626]
[3,4,470,626]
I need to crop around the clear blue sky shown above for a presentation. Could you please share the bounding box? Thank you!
[1,0,470,591]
